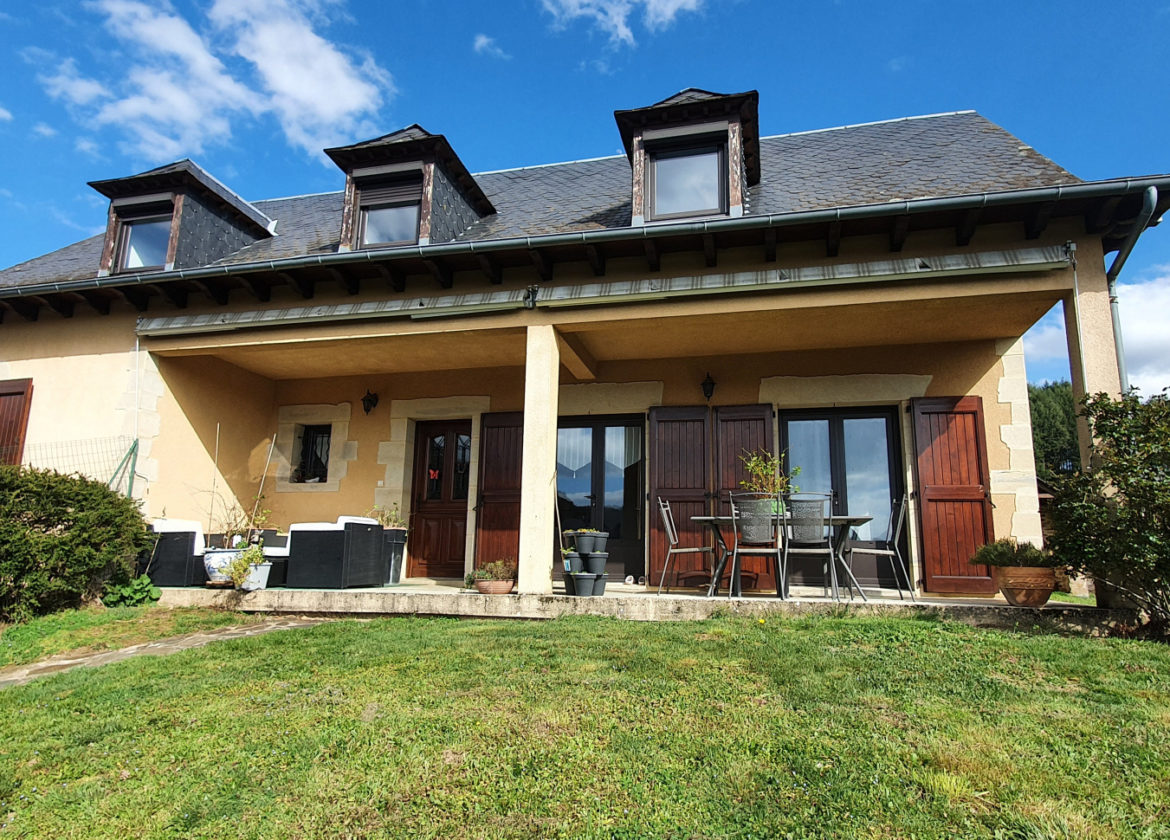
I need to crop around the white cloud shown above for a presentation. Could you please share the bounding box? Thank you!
[542,0,704,45]
[32,122,57,137]
[1118,274,1170,395]
[208,0,392,156]
[0,105,11,122]
[74,137,103,158]
[29,0,392,163]
[473,34,511,60]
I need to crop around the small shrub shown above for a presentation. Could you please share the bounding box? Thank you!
[224,543,266,588]
[971,538,1055,567]
[101,575,161,608]
[0,466,151,622]
[473,558,518,581]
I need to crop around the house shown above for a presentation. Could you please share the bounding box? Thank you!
[1,89,1166,597]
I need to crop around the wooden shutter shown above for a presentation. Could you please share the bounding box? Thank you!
[0,379,33,466]
[648,407,710,588]
[713,405,775,591]
[358,177,422,207]
[474,412,524,569]
[911,397,996,594]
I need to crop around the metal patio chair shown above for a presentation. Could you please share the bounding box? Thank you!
[657,497,715,594]
[728,492,785,599]
[783,493,864,601]
[846,495,916,601]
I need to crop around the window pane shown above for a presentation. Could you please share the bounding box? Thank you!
[123,219,171,268]
[786,420,831,498]
[426,434,445,500]
[653,150,720,216]
[842,418,893,541]
[294,424,330,483]
[556,428,593,532]
[363,204,419,245]
[452,433,471,501]
[603,426,642,539]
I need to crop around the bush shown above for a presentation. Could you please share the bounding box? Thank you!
[1048,390,1170,633]
[0,466,151,623]
[971,538,1054,567]
[101,575,161,608]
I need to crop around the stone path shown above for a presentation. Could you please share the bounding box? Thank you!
[0,617,329,689]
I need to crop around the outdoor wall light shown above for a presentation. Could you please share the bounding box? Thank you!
[361,390,379,414]
[700,372,716,402]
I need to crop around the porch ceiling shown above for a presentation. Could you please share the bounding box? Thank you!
[148,288,1060,380]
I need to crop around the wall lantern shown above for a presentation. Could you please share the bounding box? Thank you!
[700,373,716,402]
[361,390,379,414]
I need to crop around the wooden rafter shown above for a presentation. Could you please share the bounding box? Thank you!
[373,263,405,292]
[584,243,606,276]
[1086,196,1122,234]
[826,221,842,258]
[233,274,270,303]
[956,208,981,247]
[191,279,229,306]
[423,258,453,289]
[79,291,112,315]
[477,254,502,285]
[556,330,598,381]
[889,215,910,252]
[1026,201,1056,240]
[702,233,717,268]
[326,267,359,295]
[529,249,552,283]
[115,287,150,312]
[2,298,40,321]
[763,227,777,262]
[644,239,660,272]
[148,283,188,309]
[276,270,314,299]
[36,294,75,319]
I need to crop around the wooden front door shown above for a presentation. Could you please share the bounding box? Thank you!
[912,397,996,594]
[409,420,472,579]
[0,379,33,466]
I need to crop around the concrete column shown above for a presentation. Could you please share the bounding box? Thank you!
[517,324,559,594]
[1063,257,1122,463]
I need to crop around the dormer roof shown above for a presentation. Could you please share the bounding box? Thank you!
[87,159,274,237]
[614,88,761,185]
[325,125,495,216]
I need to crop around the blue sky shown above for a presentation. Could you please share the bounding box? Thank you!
[1,0,1167,390]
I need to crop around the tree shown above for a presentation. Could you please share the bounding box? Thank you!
[1029,381,1080,480]
[1048,391,1170,634]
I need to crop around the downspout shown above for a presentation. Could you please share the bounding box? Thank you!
[1104,185,1158,392]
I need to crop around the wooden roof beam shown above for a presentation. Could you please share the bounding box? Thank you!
[763,227,777,262]
[529,249,553,283]
[1026,201,1056,240]
[34,294,75,319]
[584,244,606,277]
[276,270,314,299]
[703,233,717,267]
[556,330,598,381]
[373,264,405,292]
[956,208,981,247]
[326,267,359,295]
[826,221,842,258]
[644,239,660,272]
[233,274,270,303]
[79,291,112,315]
[889,215,910,252]
[477,254,502,285]
[424,258,453,289]
[1086,195,1122,234]
[3,298,40,321]
[147,283,188,309]
[190,279,229,306]
[113,287,150,312]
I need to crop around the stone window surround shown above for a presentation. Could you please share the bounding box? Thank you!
[275,402,356,494]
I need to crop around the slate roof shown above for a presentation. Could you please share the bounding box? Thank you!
[0,111,1086,290]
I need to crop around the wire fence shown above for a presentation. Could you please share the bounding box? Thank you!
[22,435,139,495]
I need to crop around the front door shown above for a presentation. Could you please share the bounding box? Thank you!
[409,420,471,579]
[556,416,645,578]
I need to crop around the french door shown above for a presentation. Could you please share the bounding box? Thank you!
[556,416,645,578]
[409,419,471,579]
[779,407,904,587]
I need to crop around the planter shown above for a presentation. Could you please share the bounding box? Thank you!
[591,532,609,552]
[570,572,597,596]
[993,566,1056,607]
[593,573,609,596]
[203,548,241,586]
[382,527,407,585]
[562,572,576,596]
[240,561,273,592]
[563,551,583,573]
[583,551,608,574]
[574,532,598,553]
[474,578,515,595]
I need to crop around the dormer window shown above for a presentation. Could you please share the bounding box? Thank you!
[117,211,172,271]
[357,176,422,247]
[648,142,727,220]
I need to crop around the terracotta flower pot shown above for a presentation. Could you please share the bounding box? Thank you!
[474,578,515,595]
[993,566,1056,607]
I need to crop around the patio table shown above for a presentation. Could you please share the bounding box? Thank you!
[692,513,872,600]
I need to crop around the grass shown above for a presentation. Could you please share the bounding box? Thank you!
[0,614,1168,839]
[0,606,262,668]
[1049,591,1098,606]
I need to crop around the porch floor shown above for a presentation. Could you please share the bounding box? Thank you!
[156,578,1131,636]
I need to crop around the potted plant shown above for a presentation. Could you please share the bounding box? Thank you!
[469,558,518,594]
[368,503,409,585]
[224,542,272,591]
[739,449,800,503]
[970,539,1061,607]
[204,496,270,586]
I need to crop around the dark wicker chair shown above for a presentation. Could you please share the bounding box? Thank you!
[140,519,207,586]
[283,521,386,589]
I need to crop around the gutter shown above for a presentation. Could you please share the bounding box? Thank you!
[1103,185,1158,391]
[3,176,1167,301]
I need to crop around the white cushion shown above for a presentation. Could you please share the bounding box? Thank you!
[288,521,343,532]
[262,543,291,558]
[336,516,379,526]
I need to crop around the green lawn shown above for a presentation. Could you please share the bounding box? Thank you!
[0,606,262,668]
[1,614,1168,839]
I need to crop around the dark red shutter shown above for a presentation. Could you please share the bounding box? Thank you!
[713,405,775,591]
[0,379,33,466]
[474,412,524,569]
[648,407,710,588]
[912,397,996,594]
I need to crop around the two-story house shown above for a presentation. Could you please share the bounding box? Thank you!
[2,89,1166,596]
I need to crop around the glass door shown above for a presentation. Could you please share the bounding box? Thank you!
[557,416,645,578]
[780,407,903,586]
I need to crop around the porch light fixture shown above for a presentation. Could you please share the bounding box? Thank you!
[701,372,716,402]
[361,390,379,414]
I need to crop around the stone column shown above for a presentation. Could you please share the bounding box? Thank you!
[517,324,559,594]
[1063,255,1122,463]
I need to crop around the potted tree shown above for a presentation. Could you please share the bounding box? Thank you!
[224,542,272,591]
[971,539,1061,607]
[738,449,800,512]
[468,558,518,594]
[368,503,409,585]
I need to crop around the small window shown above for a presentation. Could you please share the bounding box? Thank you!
[648,143,726,220]
[118,216,172,270]
[292,424,331,484]
[357,176,422,247]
